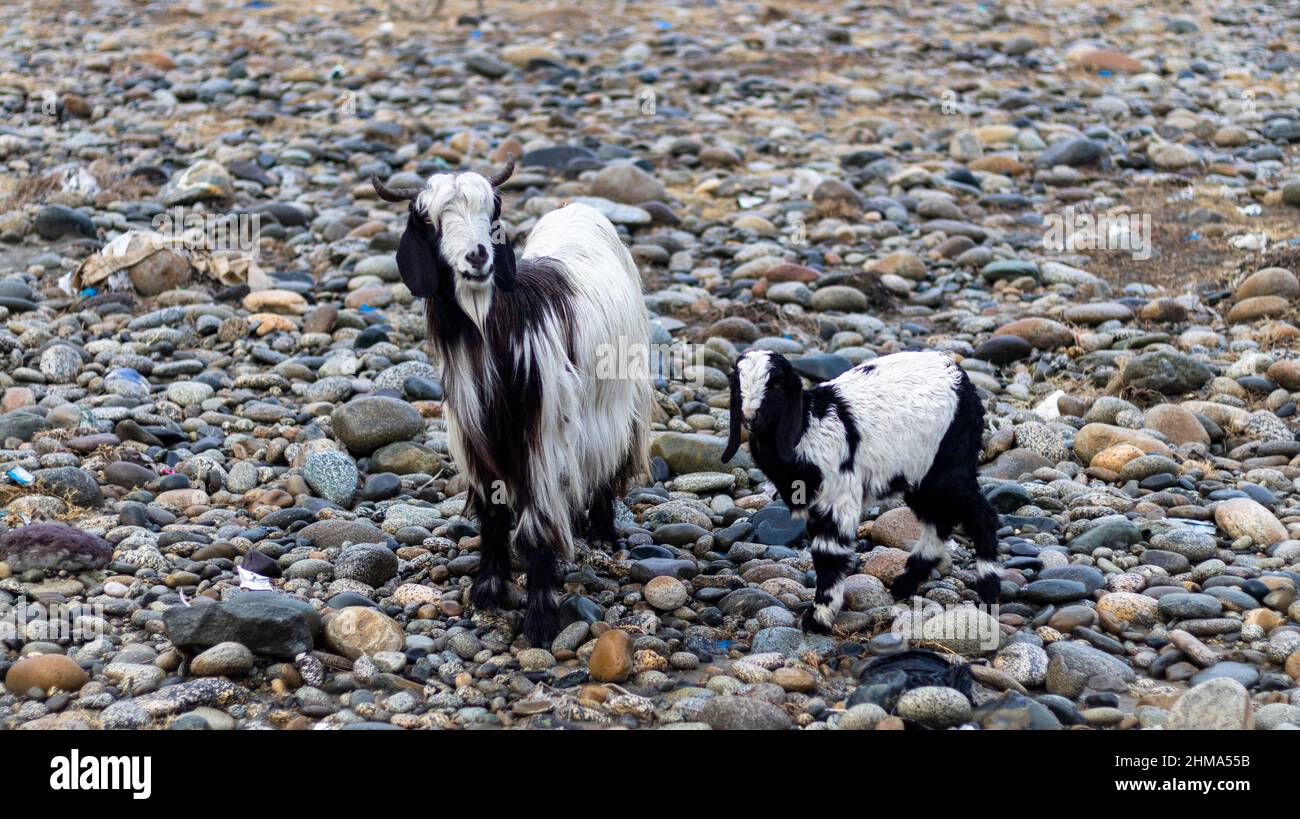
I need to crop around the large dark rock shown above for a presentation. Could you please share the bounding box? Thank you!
[1122,351,1213,395]
[162,592,321,657]
[1035,137,1109,168]
[790,353,853,383]
[334,543,399,586]
[972,335,1033,364]
[35,204,97,240]
[0,523,112,573]
[0,411,50,443]
[34,466,103,508]
[718,588,784,617]
[750,504,806,546]
[521,145,598,172]
[973,693,1064,730]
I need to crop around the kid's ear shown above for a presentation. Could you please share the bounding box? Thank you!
[721,368,743,463]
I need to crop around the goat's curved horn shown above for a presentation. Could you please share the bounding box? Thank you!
[487,154,515,188]
[371,174,422,203]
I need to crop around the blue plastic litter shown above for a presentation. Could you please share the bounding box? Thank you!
[6,466,34,486]
[107,367,147,384]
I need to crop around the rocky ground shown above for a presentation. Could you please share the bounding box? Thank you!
[1,0,1299,731]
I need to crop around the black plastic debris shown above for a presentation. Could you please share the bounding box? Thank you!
[853,649,974,703]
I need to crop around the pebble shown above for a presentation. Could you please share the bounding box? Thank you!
[334,544,398,587]
[993,643,1049,687]
[4,654,90,695]
[324,607,405,660]
[644,576,689,611]
[588,630,633,683]
[1167,678,1254,730]
[896,686,972,728]
[698,696,793,731]
[190,642,256,677]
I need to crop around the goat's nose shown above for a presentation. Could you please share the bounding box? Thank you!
[465,244,487,268]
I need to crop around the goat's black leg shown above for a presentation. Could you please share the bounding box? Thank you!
[893,488,957,601]
[515,510,563,646]
[800,499,859,633]
[961,484,1003,604]
[468,488,512,611]
[584,482,618,545]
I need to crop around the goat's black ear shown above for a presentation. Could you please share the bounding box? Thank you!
[721,368,743,463]
[492,240,517,292]
[773,367,804,461]
[489,195,517,292]
[396,204,438,298]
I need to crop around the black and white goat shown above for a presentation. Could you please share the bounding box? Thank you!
[374,160,652,645]
[721,350,1001,633]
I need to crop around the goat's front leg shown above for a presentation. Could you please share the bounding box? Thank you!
[468,487,512,611]
[801,497,860,634]
[514,508,565,647]
[583,481,618,547]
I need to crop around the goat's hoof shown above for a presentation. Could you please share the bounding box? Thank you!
[469,577,505,611]
[800,608,832,634]
[585,535,617,552]
[583,524,618,549]
[975,575,1002,606]
[890,577,918,602]
[522,614,560,648]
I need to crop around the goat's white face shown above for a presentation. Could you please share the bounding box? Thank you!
[416,173,499,289]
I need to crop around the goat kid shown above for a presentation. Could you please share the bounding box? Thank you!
[721,350,1001,633]
[375,160,651,645]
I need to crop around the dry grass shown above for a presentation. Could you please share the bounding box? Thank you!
[0,172,63,211]
[0,158,154,212]
[0,483,96,525]
[682,297,821,344]
[1077,186,1300,295]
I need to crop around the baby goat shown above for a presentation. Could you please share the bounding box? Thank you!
[374,160,652,645]
[721,350,1001,632]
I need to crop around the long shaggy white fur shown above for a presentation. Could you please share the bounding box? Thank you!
[440,201,651,557]
[393,165,653,645]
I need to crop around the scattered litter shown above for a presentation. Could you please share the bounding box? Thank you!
[857,649,975,700]
[5,467,34,486]
[237,566,274,591]
[68,229,272,297]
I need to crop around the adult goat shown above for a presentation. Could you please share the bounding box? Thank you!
[374,159,652,645]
